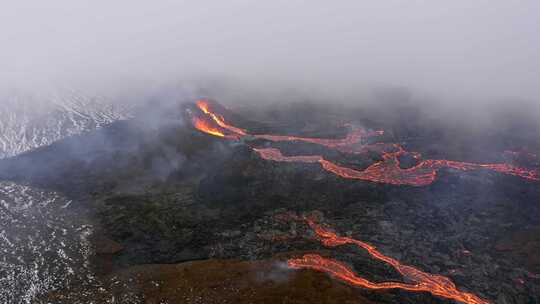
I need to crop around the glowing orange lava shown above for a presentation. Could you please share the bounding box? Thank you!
[287,219,490,304]
[254,128,383,153]
[190,99,539,185]
[191,116,226,138]
[196,99,247,136]
[186,100,530,303]
[254,145,540,186]
[253,148,322,163]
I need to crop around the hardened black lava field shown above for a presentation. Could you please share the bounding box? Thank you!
[1,97,540,303]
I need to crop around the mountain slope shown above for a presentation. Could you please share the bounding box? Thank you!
[0,89,133,303]
[0,89,132,159]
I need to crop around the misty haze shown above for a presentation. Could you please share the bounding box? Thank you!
[1,2,539,304]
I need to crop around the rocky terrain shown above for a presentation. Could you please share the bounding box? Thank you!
[0,90,131,303]
[1,96,539,303]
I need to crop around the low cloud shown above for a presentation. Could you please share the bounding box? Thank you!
[1,1,539,107]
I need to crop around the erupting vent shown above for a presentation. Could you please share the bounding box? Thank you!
[188,98,539,186]
[187,98,540,304]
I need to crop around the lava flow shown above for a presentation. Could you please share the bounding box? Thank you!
[254,144,540,186]
[287,219,490,304]
[254,128,384,153]
[253,148,322,164]
[195,99,247,137]
[187,99,511,303]
[191,115,226,138]
[191,99,383,148]
[190,98,539,186]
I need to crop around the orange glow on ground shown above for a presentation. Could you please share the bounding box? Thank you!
[254,146,539,186]
[190,99,539,185]
[196,99,247,136]
[287,219,490,304]
[185,100,540,303]
[254,129,383,153]
[191,117,225,137]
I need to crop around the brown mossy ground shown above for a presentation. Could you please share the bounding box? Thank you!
[47,257,380,304]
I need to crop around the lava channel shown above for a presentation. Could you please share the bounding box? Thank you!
[190,99,540,186]
[287,219,490,304]
[254,146,540,186]
[196,99,248,136]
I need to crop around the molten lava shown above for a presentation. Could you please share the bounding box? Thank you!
[253,148,322,163]
[186,100,524,303]
[196,99,247,136]
[190,99,539,185]
[192,99,382,148]
[191,116,226,138]
[254,145,539,186]
[287,219,490,304]
[254,128,384,153]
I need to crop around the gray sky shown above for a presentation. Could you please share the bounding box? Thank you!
[1,1,539,103]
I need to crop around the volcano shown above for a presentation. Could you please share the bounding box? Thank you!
[1,97,540,304]
[184,99,540,304]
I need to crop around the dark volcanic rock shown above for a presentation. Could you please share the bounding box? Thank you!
[97,189,220,266]
[397,152,419,169]
[4,99,540,304]
[495,227,540,272]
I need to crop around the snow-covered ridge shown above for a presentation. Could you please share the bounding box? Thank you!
[0,181,94,304]
[0,88,132,302]
[0,89,133,159]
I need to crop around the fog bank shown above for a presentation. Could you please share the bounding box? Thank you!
[1,1,539,104]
